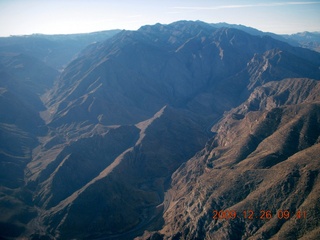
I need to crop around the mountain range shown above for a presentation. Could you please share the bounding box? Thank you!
[0,21,319,239]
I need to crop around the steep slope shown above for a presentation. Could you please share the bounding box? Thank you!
[187,47,320,114]
[246,49,320,90]
[0,52,58,190]
[146,78,320,240]
[27,106,209,239]
[0,74,45,239]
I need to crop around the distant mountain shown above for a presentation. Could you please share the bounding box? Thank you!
[0,21,319,239]
[211,22,294,44]
[212,22,320,53]
[283,31,320,52]
[0,30,120,70]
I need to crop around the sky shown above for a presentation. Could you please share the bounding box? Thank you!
[0,0,320,37]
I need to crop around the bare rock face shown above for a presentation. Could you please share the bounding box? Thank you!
[0,21,320,239]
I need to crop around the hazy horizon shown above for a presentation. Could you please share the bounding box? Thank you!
[1,0,320,37]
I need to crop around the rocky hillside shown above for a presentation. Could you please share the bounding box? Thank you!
[143,78,320,239]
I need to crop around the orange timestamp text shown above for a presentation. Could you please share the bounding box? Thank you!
[212,209,307,220]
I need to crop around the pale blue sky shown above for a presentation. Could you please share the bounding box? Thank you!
[0,0,319,36]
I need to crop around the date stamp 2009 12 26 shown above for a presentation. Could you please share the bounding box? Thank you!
[212,210,307,220]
